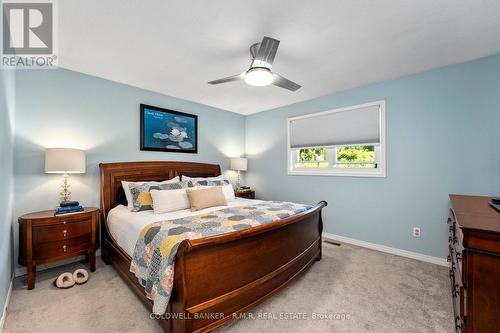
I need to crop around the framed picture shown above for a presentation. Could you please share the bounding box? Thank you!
[140,104,198,153]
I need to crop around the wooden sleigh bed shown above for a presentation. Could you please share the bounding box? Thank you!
[100,161,327,333]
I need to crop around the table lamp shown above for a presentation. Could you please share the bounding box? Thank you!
[230,157,247,190]
[45,148,86,202]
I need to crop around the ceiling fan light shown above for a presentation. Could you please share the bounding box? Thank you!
[244,68,273,86]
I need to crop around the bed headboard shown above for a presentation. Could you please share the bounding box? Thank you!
[99,161,221,219]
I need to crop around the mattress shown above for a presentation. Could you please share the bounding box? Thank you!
[107,198,263,256]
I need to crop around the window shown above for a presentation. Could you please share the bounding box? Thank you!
[288,101,386,177]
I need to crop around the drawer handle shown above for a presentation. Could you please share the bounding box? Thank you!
[63,221,67,225]
[63,230,67,237]
[63,245,67,252]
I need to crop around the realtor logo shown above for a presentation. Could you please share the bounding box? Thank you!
[2,1,57,68]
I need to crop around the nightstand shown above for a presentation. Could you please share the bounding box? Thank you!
[235,190,256,199]
[18,207,99,289]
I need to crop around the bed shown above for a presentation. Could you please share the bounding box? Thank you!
[100,161,327,333]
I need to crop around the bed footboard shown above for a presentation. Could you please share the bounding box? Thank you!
[170,201,326,333]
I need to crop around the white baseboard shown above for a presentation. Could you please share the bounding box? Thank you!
[15,249,102,277]
[323,232,447,266]
[0,279,13,332]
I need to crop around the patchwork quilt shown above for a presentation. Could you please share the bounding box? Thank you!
[130,201,312,314]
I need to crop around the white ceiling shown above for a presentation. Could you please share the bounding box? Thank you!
[59,0,500,115]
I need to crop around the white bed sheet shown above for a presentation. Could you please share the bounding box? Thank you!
[107,198,263,256]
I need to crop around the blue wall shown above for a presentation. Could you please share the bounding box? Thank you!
[12,68,246,270]
[245,54,500,258]
[9,54,500,269]
[0,69,16,314]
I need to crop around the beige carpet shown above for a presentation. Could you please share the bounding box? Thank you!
[3,243,453,333]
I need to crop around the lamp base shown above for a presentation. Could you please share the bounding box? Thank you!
[235,170,245,190]
[60,173,71,203]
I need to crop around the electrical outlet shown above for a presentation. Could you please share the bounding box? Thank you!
[413,227,421,238]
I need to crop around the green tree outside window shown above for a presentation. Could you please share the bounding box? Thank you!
[298,146,376,168]
[337,145,375,168]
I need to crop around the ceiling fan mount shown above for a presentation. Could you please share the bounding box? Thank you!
[208,36,301,91]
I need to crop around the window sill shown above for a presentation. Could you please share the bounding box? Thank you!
[288,169,386,178]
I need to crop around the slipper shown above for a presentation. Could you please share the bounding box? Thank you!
[53,272,75,289]
[73,269,89,285]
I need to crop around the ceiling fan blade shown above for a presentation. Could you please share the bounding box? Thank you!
[208,73,244,85]
[272,73,301,91]
[249,42,260,59]
[252,37,280,68]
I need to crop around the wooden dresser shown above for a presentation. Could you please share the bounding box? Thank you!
[448,195,500,333]
[18,207,99,289]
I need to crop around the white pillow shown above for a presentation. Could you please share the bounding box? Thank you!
[150,188,190,214]
[122,176,180,211]
[182,175,223,182]
[222,183,235,202]
[198,183,235,202]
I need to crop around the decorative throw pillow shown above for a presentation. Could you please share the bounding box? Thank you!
[198,183,235,202]
[158,181,194,190]
[150,188,190,214]
[129,180,193,212]
[181,175,224,183]
[191,179,230,186]
[186,187,227,212]
[121,177,180,211]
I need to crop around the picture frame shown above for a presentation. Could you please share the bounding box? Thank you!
[140,104,198,153]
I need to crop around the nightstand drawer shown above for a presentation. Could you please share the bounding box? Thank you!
[33,218,91,243]
[33,235,90,260]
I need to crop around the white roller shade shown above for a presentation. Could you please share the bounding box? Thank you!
[289,104,381,148]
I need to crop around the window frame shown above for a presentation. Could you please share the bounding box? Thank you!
[287,100,386,178]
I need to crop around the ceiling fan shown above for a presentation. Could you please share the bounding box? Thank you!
[208,36,301,91]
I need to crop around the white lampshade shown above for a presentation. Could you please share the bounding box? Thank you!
[230,157,247,171]
[45,148,86,174]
